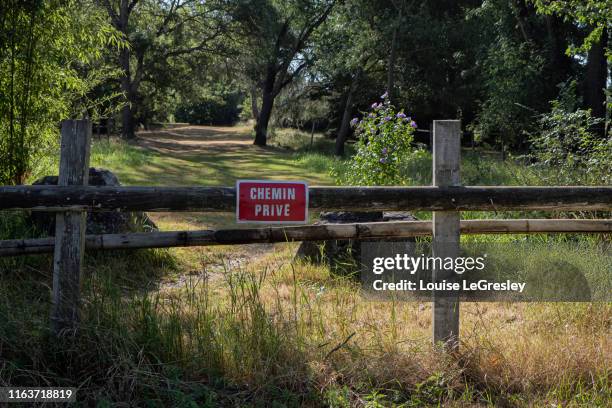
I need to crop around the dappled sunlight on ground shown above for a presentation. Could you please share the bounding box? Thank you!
[98,125,335,231]
[95,125,334,288]
[126,125,333,188]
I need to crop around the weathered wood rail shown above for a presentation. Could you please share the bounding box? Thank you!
[2,219,610,257]
[1,185,611,212]
[2,119,610,345]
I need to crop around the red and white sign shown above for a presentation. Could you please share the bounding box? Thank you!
[236,180,308,224]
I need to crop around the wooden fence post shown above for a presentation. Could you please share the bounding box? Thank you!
[432,120,461,349]
[50,120,91,335]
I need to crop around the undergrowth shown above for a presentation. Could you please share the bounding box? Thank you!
[1,250,609,406]
[0,127,609,406]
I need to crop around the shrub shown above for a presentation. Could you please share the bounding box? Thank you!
[175,91,243,126]
[529,101,611,185]
[333,92,419,186]
[472,39,545,148]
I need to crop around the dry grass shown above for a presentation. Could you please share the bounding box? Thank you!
[92,242,607,406]
[2,241,608,406]
[1,126,609,406]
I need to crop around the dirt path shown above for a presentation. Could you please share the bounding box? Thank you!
[127,124,330,232]
[123,124,331,190]
[132,125,303,281]
[135,124,294,160]
[137,125,255,151]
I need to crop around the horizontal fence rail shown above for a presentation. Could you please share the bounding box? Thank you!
[1,186,611,212]
[2,219,610,256]
[2,120,610,345]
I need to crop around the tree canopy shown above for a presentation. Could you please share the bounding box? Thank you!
[0,0,610,182]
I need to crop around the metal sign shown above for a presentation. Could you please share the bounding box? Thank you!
[236,180,308,224]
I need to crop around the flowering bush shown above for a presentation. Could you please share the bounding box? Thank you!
[334,92,418,186]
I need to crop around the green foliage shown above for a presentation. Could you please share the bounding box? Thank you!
[473,37,544,146]
[271,80,331,129]
[530,0,612,59]
[333,94,418,186]
[0,0,122,184]
[1,129,610,405]
[394,149,544,188]
[308,0,385,139]
[99,0,229,135]
[175,90,244,126]
[529,101,611,185]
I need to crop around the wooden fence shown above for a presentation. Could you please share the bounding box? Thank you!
[2,219,610,257]
[2,185,610,212]
[1,119,610,348]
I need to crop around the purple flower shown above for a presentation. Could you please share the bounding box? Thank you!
[350,117,359,126]
[410,120,418,128]
[368,113,376,118]
[371,102,379,109]
[381,147,388,154]
[383,116,392,122]
[381,91,388,99]
[379,157,387,164]
[396,112,406,119]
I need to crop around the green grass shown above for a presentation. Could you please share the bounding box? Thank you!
[1,247,609,406]
[88,129,336,187]
[28,125,592,190]
[1,125,610,406]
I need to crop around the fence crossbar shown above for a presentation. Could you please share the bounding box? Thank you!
[1,185,610,212]
[1,219,610,257]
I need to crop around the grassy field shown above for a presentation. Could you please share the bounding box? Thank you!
[0,125,610,407]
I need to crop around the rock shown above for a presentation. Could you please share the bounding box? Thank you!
[382,211,419,222]
[320,211,384,223]
[295,211,418,276]
[30,168,157,236]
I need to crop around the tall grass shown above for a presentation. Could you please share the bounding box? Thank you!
[1,248,609,406]
[1,127,609,406]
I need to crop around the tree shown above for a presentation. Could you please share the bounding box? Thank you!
[311,0,383,156]
[304,0,589,154]
[234,0,336,146]
[385,0,411,103]
[0,0,121,184]
[531,0,611,137]
[98,0,226,138]
[459,0,584,148]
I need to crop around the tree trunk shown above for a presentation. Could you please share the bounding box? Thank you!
[254,67,276,146]
[335,83,356,157]
[513,0,532,43]
[545,15,572,84]
[250,84,260,120]
[386,8,401,102]
[121,103,135,139]
[119,47,142,139]
[310,120,316,149]
[254,91,274,146]
[118,1,135,140]
[583,27,608,137]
